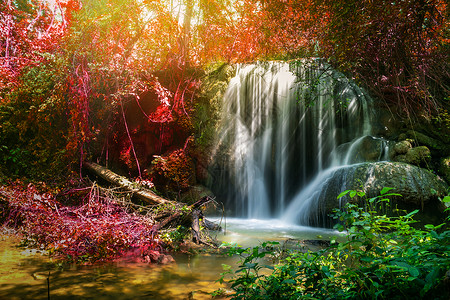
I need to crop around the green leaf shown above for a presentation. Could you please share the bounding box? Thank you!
[385,193,402,197]
[425,268,439,283]
[337,190,351,199]
[361,256,373,262]
[244,262,257,269]
[442,196,450,203]
[430,231,438,239]
[282,279,296,284]
[404,209,419,218]
[390,261,410,270]
[380,187,394,195]
[350,190,357,198]
[408,266,420,277]
[357,191,366,197]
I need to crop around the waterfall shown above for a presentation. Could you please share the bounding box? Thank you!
[212,60,374,223]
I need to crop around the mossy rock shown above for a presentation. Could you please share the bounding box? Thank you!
[393,140,412,155]
[405,146,431,167]
[305,162,448,226]
[439,157,450,184]
[193,64,235,150]
[407,130,447,154]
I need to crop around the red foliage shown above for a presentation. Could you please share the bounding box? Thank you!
[0,0,77,98]
[310,0,448,111]
[0,182,164,263]
[150,147,195,191]
[259,0,322,57]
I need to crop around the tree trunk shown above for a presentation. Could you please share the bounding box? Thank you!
[191,209,201,244]
[83,162,172,206]
[83,162,219,246]
[180,0,193,66]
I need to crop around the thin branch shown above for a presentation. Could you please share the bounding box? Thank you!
[120,101,142,178]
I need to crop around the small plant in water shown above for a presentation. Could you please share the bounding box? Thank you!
[216,188,450,299]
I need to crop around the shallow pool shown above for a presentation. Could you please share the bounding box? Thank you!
[0,220,339,299]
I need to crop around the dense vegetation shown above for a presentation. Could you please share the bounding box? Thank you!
[0,181,166,263]
[217,189,450,299]
[0,0,449,290]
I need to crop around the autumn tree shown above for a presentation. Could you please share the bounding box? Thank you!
[261,0,449,113]
[322,0,448,113]
[0,0,77,179]
[59,0,206,177]
[0,0,70,97]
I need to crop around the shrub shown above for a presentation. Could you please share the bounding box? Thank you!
[0,182,163,263]
[218,189,450,299]
[150,149,195,192]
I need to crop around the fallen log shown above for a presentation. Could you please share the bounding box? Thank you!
[83,162,219,246]
[153,196,211,231]
[153,196,219,247]
[191,209,202,244]
[83,162,172,206]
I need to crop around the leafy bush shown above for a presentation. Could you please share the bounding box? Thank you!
[0,182,163,263]
[218,189,450,299]
[150,149,195,192]
[0,60,71,180]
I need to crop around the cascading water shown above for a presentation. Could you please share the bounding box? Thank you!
[211,60,380,225]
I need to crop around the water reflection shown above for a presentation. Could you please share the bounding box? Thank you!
[1,221,339,299]
[0,234,233,299]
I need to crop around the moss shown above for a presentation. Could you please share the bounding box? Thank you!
[192,63,235,150]
[439,157,450,184]
[405,146,432,167]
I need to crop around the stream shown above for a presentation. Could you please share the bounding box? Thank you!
[0,220,338,299]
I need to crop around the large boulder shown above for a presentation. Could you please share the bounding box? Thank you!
[323,161,446,207]
[284,162,449,227]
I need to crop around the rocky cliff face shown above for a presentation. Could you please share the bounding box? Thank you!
[374,104,450,187]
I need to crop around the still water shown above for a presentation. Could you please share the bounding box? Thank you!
[0,219,338,299]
